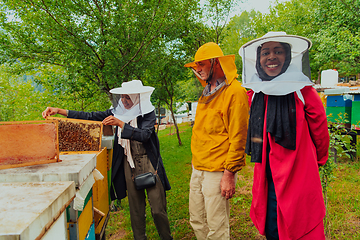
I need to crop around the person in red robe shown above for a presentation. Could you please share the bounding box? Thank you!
[239,32,329,239]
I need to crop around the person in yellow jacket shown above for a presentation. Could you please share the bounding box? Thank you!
[184,42,249,239]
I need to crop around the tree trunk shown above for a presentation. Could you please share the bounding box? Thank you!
[168,102,182,146]
[316,70,321,84]
[156,103,161,134]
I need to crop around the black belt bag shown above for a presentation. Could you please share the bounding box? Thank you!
[133,157,159,190]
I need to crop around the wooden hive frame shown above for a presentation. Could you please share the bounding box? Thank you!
[0,120,60,170]
[46,117,103,154]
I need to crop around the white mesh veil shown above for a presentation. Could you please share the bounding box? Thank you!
[239,32,313,95]
[110,80,155,123]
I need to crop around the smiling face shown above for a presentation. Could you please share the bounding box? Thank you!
[121,94,134,109]
[260,41,287,77]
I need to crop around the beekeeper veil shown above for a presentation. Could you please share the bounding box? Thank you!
[110,80,155,123]
[239,32,313,95]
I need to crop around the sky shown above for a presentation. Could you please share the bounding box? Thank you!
[231,0,287,17]
[199,0,289,21]
[236,0,286,14]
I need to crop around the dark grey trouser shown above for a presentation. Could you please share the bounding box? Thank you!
[265,145,279,240]
[124,140,172,240]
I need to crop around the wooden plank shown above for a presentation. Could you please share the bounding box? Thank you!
[93,148,110,234]
[78,196,94,240]
[93,207,105,229]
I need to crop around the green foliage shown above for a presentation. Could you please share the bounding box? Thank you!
[180,0,243,61]
[221,10,258,77]
[202,0,240,43]
[145,50,188,110]
[0,63,110,121]
[320,113,358,236]
[0,0,244,122]
[2,0,360,121]
[328,113,356,160]
[0,65,53,121]
[178,75,203,102]
[144,48,192,145]
[0,0,199,99]
[311,0,360,77]
[319,154,336,235]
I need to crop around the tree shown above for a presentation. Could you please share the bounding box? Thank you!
[311,0,360,78]
[202,0,240,44]
[179,0,242,57]
[0,63,109,121]
[145,49,189,145]
[221,10,258,76]
[0,67,40,121]
[252,0,314,35]
[0,0,199,103]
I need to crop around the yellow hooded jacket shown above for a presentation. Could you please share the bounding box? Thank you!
[185,42,249,172]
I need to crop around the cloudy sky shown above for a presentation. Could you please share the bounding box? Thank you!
[237,0,286,14]
[199,0,289,20]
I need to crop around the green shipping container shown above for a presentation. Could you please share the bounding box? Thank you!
[326,106,352,123]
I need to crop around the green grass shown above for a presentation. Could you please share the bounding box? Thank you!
[106,123,360,240]
[106,123,194,240]
[159,123,194,239]
[325,161,360,239]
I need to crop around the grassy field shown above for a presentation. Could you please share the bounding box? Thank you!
[106,123,360,240]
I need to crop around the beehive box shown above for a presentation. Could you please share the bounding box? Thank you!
[0,121,59,170]
[0,181,75,240]
[47,117,103,153]
[326,95,352,107]
[326,106,352,123]
[351,101,360,129]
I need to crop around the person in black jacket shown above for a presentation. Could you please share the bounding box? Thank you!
[42,80,172,240]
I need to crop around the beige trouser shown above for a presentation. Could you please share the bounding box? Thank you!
[189,168,236,240]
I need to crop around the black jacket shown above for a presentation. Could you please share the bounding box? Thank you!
[68,109,171,200]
